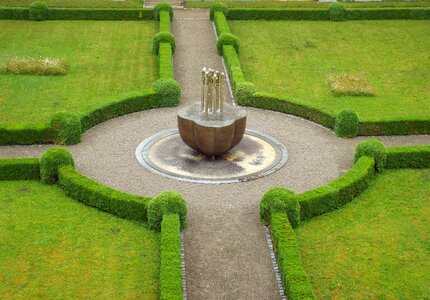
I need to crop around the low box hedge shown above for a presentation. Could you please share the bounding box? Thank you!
[58,165,151,222]
[0,158,40,180]
[159,10,171,32]
[299,156,375,221]
[159,43,174,79]
[0,7,29,19]
[358,119,430,136]
[0,124,55,145]
[346,8,430,20]
[271,212,315,300]
[386,145,430,169]
[160,214,183,300]
[214,11,231,36]
[227,8,329,20]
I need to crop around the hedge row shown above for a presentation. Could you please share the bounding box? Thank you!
[271,212,315,300]
[386,145,430,169]
[226,7,430,20]
[0,7,154,20]
[358,119,430,136]
[159,43,174,79]
[160,214,183,300]
[0,158,40,180]
[159,10,171,32]
[0,124,54,145]
[214,11,230,36]
[58,165,151,222]
[299,156,375,221]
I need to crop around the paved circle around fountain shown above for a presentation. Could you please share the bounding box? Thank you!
[135,128,288,184]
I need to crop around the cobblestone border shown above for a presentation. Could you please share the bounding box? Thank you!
[181,232,188,300]
[264,226,287,300]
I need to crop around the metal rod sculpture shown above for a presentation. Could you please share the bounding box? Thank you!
[201,67,225,118]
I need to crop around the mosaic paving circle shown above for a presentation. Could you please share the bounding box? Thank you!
[135,128,288,184]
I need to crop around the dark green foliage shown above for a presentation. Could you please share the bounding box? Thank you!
[47,8,153,20]
[260,187,300,227]
[358,119,430,136]
[227,8,329,20]
[147,191,187,231]
[79,91,159,132]
[355,139,386,172]
[0,158,40,180]
[214,10,230,36]
[152,31,175,55]
[329,2,346,21]
[0,124,54,145]
[386,145,430,169]
[299,156,375,221]
[0,7,29,19]
[58,165,150,222]
[152,79,181,107]
[159,43,174,79]
[210,3,229,20]
[50,111,81,145]
[235,81,256,106]
[271,212,315,300]
[154,2,173,21]
[335,109,359,138]
[29,1,48,21]
[159,10,171,32]
[216,33,240,55]
[346,8,430,20]
[160,214,183,300]
[40,147,74,184]
[223,45,245,90]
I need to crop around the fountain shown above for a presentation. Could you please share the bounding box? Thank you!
[177,68,247,156]
[135,67,288,184]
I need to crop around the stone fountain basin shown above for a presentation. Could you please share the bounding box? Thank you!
[177,102,247,156]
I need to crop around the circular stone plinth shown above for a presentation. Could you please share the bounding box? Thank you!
[135,128,288,184]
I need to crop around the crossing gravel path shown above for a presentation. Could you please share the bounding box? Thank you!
[1,9,429,300]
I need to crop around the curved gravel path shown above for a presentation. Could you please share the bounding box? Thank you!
[1,8,429,300]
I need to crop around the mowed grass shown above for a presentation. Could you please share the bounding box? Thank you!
[230,20,430,121]
[0,20,157,126]
[0,180,160,299]
[295,169,430,299]
[0,0,142,8]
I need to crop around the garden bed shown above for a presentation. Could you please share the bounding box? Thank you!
[0,0,142,8]
[0,20,157,126]
[296,168,430,298]
[0,180,160,299]
[229,19,430,122]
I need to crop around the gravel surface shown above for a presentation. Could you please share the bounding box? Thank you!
[0,8,429,300]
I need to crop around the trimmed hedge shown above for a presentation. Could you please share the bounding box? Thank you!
[152,79,181,107]
[58,165,150,222]
[40,147,74,184]
[355,139,386,172]
[329,2,346,21]
[217,33,240,56]
[386,145,430,169]
[159,10,171,33]
[227,8,329,20]
[0,158,40,180]
[299,156,375,221]
[214,11,231,36]
[0,7,29,19]
[0,124,54,145]
[147,191,187,231]
[222,45,245,91]
[50,111,81,145]
[79,91,159,132]
[159,43,174,79]
[29,1,48,21]
[335,109,359,138]
[154,2,173,21]
[47,8,153,20]
[152,31,176,55]
[271,212,315,300]
[160,214,183,300]
[210,2,229,21]
[235,81,256,106]
[260,187,299,227]
[346,8,430,20]
[358,119,430,136]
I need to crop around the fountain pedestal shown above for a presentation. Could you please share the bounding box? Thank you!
[177,102,246,156]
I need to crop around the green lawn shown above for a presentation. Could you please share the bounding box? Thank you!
[0,180,159,299]
[0,20,157,126]
[296,169,430,299]
[230,20,430,121]
[0,0,142,8]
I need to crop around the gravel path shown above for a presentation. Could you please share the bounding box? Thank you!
[1,8,429,300]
